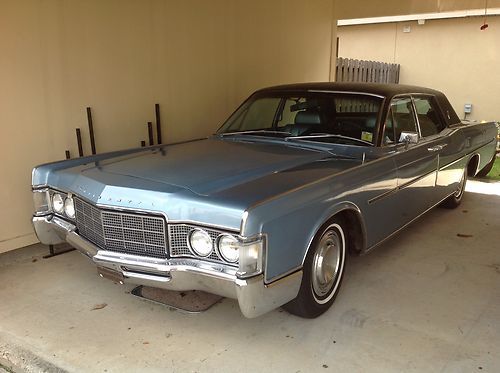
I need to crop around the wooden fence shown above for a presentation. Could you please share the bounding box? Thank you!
[335,57,400,84]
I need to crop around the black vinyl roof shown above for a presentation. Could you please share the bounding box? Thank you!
[255,82,460,126]
[257,82,443,99]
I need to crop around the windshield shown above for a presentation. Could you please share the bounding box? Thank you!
[217,92,383,146]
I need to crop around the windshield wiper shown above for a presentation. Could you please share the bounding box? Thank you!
[217,130,292,137]
[285,133,373,146]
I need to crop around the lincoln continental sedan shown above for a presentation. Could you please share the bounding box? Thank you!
[32,83,497,318]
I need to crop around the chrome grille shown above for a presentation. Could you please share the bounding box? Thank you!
[75,198,167,259]
[169,224,233,263]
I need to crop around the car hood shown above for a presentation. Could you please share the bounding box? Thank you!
[87,138,332,196]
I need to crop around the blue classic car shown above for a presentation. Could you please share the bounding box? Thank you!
[32,83,497,318]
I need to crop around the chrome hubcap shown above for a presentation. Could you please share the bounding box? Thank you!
[312,229,341,298]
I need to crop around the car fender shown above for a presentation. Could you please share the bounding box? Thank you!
[299,201,367,268]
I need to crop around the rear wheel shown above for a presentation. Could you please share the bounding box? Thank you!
[283,217,347,318]
[476,155,496,177]
[441,168,467,209]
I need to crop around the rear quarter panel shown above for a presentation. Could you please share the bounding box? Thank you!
[458,121,497,172]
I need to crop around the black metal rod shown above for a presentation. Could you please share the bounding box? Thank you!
[155,103,162,144]
[43,244,75,259]
[76,128,84,157]
[86,107,96,155]
[65,150,71,159]
[147,122,154,146]
[140,140,146,147]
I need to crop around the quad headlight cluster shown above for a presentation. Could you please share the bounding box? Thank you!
[32,189,75,219]
[188,229,239,263]
[188,228,265,277]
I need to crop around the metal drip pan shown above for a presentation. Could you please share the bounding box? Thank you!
[131,285,223,313]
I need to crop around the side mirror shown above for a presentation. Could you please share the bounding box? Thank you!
[399,131,419,145]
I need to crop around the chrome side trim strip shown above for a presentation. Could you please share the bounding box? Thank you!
[367,187,399,204]
[265,267,302,285]
[363,190,461,254]
[439,152,468,170]
[368,168,437,205]
[397,169,437,191]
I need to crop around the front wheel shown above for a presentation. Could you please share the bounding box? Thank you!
[283,217,347,318]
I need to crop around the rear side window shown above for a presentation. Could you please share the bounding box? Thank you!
[413,96,446,137]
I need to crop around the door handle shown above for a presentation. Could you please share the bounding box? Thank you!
[427,144,446,152]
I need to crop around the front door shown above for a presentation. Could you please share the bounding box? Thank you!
[388,96,439,227]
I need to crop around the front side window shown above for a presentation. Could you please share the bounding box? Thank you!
[223,97,281,132]
[413,96,446,137]
[218,93,383,146]
[383,97,418,144]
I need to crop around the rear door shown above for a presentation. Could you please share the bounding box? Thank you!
[412,95,464,202]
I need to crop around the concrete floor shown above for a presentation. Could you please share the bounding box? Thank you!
[0,179,499,373]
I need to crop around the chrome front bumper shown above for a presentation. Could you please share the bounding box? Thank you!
[32,215,302,318]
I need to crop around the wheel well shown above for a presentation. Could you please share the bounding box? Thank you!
[302,208,366,266]
[336,209,365,256]
[467,154,479,177]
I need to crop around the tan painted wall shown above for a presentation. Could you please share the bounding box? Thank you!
[338,16,500,122]
[0,0,336,252]
[338,0,500,19]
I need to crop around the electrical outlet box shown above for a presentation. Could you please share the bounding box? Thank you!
[464,103,472,114]
[403,25,411,33]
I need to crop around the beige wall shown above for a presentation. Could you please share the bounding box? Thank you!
[337,0,500,19]
[338,16,500,122]
[0,0,337,252]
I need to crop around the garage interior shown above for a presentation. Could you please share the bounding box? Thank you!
[1,0,499,372]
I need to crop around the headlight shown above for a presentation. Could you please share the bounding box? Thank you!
[218,234,239,263]
[52,193,65,214]
[189,229,213,257]
[64,195,75,219]
[33,189,51,215]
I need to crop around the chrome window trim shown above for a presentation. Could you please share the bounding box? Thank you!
[380,94,420,146]
[409,95,422,138]
[410,94,449,138]
[307,90,385,99]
